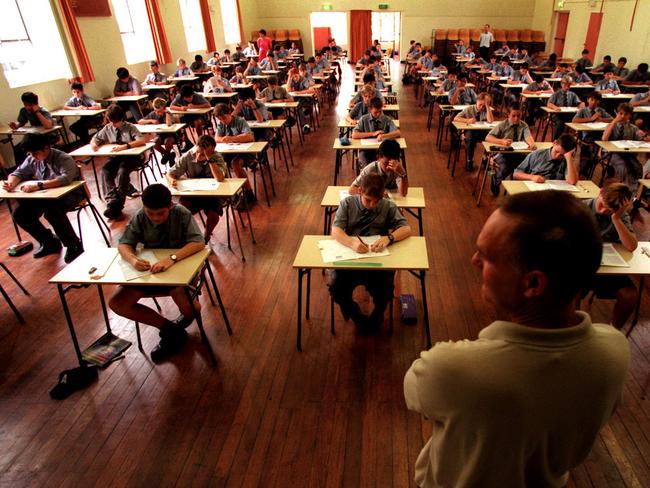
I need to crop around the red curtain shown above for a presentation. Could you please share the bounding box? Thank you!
[349,10,372,64]
[145,0,172,64]
[199,0,216,52]
[57,0,95,82]
[235,0,244,45]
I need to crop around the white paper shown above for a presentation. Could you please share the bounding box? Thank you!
[472,121,498,128]
[339,190,350,201]
[216,142,254,151]
[117,250,158,281]
[176,179,220,191]
[452,105,469,110]
[360,138,380,146]
[248,121,271,127]
[611,140,650,149]
[601,243,629,267]
[318,236,390,263]
[510,141,529,150]
[559,107,577,112]
[583,122,609,129]
[523,180,579,192]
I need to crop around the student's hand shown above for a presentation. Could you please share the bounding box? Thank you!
[352,240,369,253]
[527,142,537,150]
[168,177,178,188]
[30,104,41,113]
[244,99,256,108]
[131,256,151,271]
[177,106,187,112]
[531,175,545,183]
[111,145,127,153]
[467,117,477,124]
[20,182,39,192]
[8,122,18,130]
[373,130,383,138]
[377,133,386,141]
[502,138,513,146]
[221,136,233,143]
[151,257,174,273]
[613,112,625,123]
[370,236,390,252]
[2,180,15,191]
[612,199,631,220]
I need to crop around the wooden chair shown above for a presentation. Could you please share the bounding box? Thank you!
[520,29,533,52]
[0,262,29,324]
[71,164,111,247]
[458,28,470,48]
[266,29,276,42]
[532,31,546,54]
[275,29,289,46]
[494,29,507,49]
[434,29,447,58]
[446,28,459,57]
[507,29,521,49]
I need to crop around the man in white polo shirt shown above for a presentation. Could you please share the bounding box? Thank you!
[479,24,494,62]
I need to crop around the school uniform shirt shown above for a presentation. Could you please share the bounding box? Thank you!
[333,195,407,236]
[487,119,532,141]
[349,102,370,120]
[238,100,269,121]
[206,57,220,66]
[276,49,288,59]
[145,72,166,84]
[306,64,323,76]
[613,66,629,78]
[317,58,330,70]
[119,204,203,249]
[418,56,434,70]
[17,107,53,127]
[261,86,291,101]
[229,74,245,84]
[203,77,232,94]
[584,198,634,243]
[549,89,581,107]
[64,94,97,108]
[631,92,650,106]
[570,72,592,84]
[11,148,79,185]
[484,62,499,71]
[525,81,552,92]
[231,51,246,61]
[258,58,277,70]
[174,67,192,77]
[357,57,370,66]
[171,93,209,107]
[352,161,400,190]
[352,89,384,105]
[448,87,477,105]
[216,115,252,137]
[244,65,262,76]
[114,76,143,94]
[625,70,650,83]
[479,31,494,48]
[354,113,397,135]
[457,105,490,121]
[574,106,612,122]
[289,77,310,92]
[494,64,514,77]
[441,79,457,92]
[456,45,467,55]
[288,48,300,55]
[575,58,592,70]
[190,61,207,72]
[168,146,227,179]
[511,71,532,83]
[143,110,167,124]
[595,79,619,92]
[608,122,644,141]
[593,62,613,72]
[514,147,567,180]
[91,122,143,146]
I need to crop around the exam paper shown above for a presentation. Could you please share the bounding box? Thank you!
[601,243,629,267]
[360,138,380,146]
[248,121,271,127]
[216,142,254,151]
[510,141,529,150]
[559,107,577,112]
[318,236,390,263]
[176,179,220,191]
[117,250,158,281]
[611,140,650,149]
[523,180,580,192]
[583,122,609,129]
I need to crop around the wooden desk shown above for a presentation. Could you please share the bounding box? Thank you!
[566,122,610,132]
[331,138,408,185]
[50,109,106,118]
[0,125,64,152]
[202,92,238,103]
[142,84,175,91]
[263,101,304,144]
[321,186,425,236]
[166,107,213,116]
[50,248,231,367]
[248,119,294,168]
[596,141,650,153]
[448,121,501,176]
[105,95,148,103]
[501,180,599,199]
[168,76,199,83]
[215,141,274,206]
[337,118,400,137]
[292,235,430,350]
[134,123,186,135]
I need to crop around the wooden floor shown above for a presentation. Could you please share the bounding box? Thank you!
[1,60,650,487]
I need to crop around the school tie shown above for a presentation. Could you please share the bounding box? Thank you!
[512,125,520,142]
[561,92,567,106]
[357,208,376,236]
[115,128,123,144]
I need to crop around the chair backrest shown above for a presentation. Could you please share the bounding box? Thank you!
[507,29,520,42]
[532,30,545,42]
[289,29,301,40]
[470,28,481,41]
[251,31,259,41]
[435,29,447,41]
[520,29,533,42]
[494,29,507,42]
[266,29,276,40]
[275,29,288,42]
[447,28,459,40]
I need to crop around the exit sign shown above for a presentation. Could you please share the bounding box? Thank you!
[322,3,332,10]
[378,3,389,9]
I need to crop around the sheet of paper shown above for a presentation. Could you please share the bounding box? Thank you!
[611,140,650,149]
[176,179,220,191]
[339,190,350,201]
[583,122,609,129]
[117,250,158,281]
[472,121,498,128]
[360,138,380,146]
[523,180,579,192]
[559,107,577,112]
[510,141,529,150]
[601,243,629,267]
[318,236,390,263]
[216,142,254,151]
[452,105,469,110]
[248,121,271,127]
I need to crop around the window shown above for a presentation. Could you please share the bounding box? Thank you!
[179,0,206,52]
[111,0,156,64]
[219,0,241,45]
[0,0,72,88]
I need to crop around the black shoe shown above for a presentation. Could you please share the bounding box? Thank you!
[490,176,501,197]
[64,243,84,263]
[245,189,257,204]
[172,314,194,329]
[465,160,474,171]
[33,237,62,258]
[126,185,141,199]
[302,124,311,134]
[150,327,188,363]
[103,207,124,220]
[181,142,194,153]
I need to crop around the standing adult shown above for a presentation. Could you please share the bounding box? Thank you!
[256,29,273,62]
[404,191,630,488]
[479,24,494,62]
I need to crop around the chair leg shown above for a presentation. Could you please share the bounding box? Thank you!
[134,321,144,351]
[0,282,25,324]
[0,262,29,295]
[76,209,84,247]
[89,203,112,246]
[330,294,335,335]
[152,297,162,312]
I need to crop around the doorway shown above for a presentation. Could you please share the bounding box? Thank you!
[371,11,401,58]
[553,11,570,56]
[310,12,347,54]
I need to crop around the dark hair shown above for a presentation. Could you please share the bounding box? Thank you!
[259,29,267,35]
[142,184,172,210]
[362,72,375,83]
[149,60,158,67]
[369,96,384,110]
[639,63,649,73]
[603,55,611,61]
[508,102,522,113]
[458,75,468,82]
[106,104,126,122]
[500,191,602,304]
[556,133,577,152]
[360,173,385,199]
[214,103,233,116]
[588,91,602,102]
[575,65,585,74]
[559,63,569,68]
[520,62,529,70]
[21,92,38,104]
[601,183,633,211]
[618,57,627,63]
[238,87,256,100]
[224,49,230,54]
[603,66,615,74]
[534,74,544,83]
[307,56,316,63]
[364,50,371,56]
[377,139,400,160]
[549,53,557,61]
[268,76,278,85]
[196,134,216,149]
[267,51,274,57]
[116,67,129,79]
[195,54,203,61]
[617,102,633,115]
[71,82,84,91]
[582,49,589,55]
[501,56,510,63]
[180,85,194,97]
[21,133,50,152]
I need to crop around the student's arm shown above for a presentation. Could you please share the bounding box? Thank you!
[612,206,638,252]
[351,129,379,139]
[189,96,210,109]
[485,133,512,146]
[602,116,621,141]
[513,154,542,182]
[565,149,578,185]
[150,241,205,273]
[631,93,650,107]
[32,107,53,129]
[378,128,401,141]
[332,226,369,253]
[370,223,412,252]
[208,155,226,182]
[388,160,409,196]
[524,129,536,149]
[118,243,151,271]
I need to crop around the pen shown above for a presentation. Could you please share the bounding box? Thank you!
[356,235,366,247]
[642,247,650,259]
[88,266,97,274]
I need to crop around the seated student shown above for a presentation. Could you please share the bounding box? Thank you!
[315,51,330,70]
[274,44,288,60]
[8,91,56,164]
[222,49,232,62]
[548,76,585,140]
[288,42,300,55]
[572,92,614,177]
[539,52,557,71]
[494,57,514,78]
[229,66,246,85]
[595,67,620,94]
[114,67,144,120]
[368,56,386,89]
[453,92,494,171]
[575,49,592,71]
[613,57,629,79]
[190,54,208,73]
[357,50,372,66]
[203,66,233,94]
[522,74,553,126]
[631,90,650,107]
[165,135,226,243]
[406,40,417,58]
[298,62,313,84]
[258,51,277,71]
[206,51,221,66]
[485,102,536,194]
[351,97,400,170]
[437,70,458,94]
[518,48,532,64]
[602,102,650,190]
[138,97,177,167]
[231,45,246,62]
[449,75,477,105]
[349,72,384,108]
[305,56,323,78]
[348,139,408,197]
[329,38,341,55]
[569,64,592,84]
[170,85,211,140]
[454,39,467,56]
[174,58,192,77]
[495,44,510,56]
[513,133,578,184]
[624,63,650,84]
[243,41,257,57]
[233,87,269,123]
[347,84,374,123]
[243,57,262,77]
[329,173,411,333]
[510,62,533,84]
[592,55,614,73]
[91,105,145,219]
[551,62,571,79]
[109,184,205,362]
[144,61,166,85]
[285,68,313,128]
[261,76,292,119]
[214,103,257,203]
[415,50,434,72]
[63,82,101,143]
[465,45,476,61]
[2,133,84,262]
[483,54,499,72]
[584,183,638,329]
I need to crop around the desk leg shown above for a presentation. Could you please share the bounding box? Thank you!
[626,275,645,338]
[306,269,311,320]
[283,126,294,166]
[278,128,290,172]
[184,287,217,367]
[418,209,423,236]
[228,205,246,262]
[57,284,84,366]
[205,261,233,335]
[334,149,342,185]
[89,157,102,200]
[297,268,305,351]
[5,199,22,241]
[401,149,407,171]
[239,190,256,244]
[263,150,276,197]
[96,285,112,334]
[413,270,432,349]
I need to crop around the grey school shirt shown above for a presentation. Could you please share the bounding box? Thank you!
[119,204,203,248]
[608,122,643,141]
[595,79,619,92]
[114,76,142,95]
[171,93,209,107]
[352,88,384,104]
[574,106,612,120]
[216,116,251,137]
[262,86,291,101]
[449,87,477,105]
[631,92,650,105]
[17,107,52,126]
[168,147,227,179]
[352,161,400,190]
[549,89,581,107]
[514,148,566,180]
[488,119,531,141]
[457,105,489,121]
[91,122,143,145]
[349,101,370,120]
[354,113,396,134]
[11,148,79,185]
[239,100,269,121]
[584,198,634,243]
[64,94,97,108]
[333,195,408,237]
